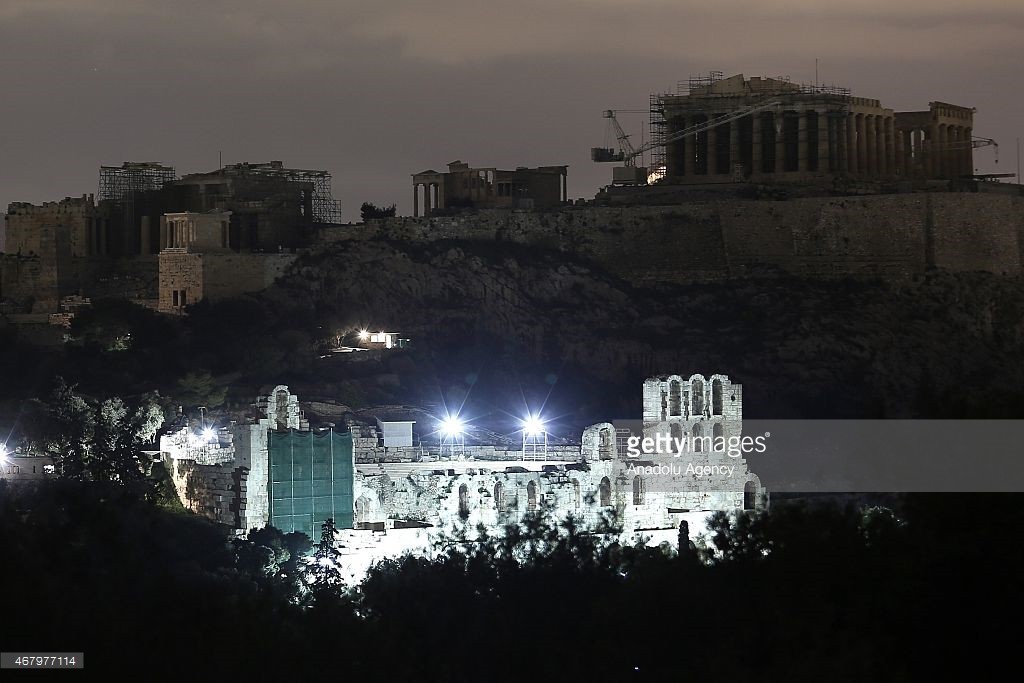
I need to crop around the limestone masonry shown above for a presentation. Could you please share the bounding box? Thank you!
[160,376,766,579]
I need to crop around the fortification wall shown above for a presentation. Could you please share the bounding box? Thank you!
[318,193,1024,284]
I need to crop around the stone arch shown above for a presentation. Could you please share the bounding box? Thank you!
[599,427,614,461]
[458,484,469,519]
[633,475,645,505]
[527,480,538,512]
[744,480,757,510]
[692,423,704,452]
[668,379,682,417]
[599,477,611,507]
[712,422,724,452]
[354,493,379,527]
[690,375,706,416]
[494,481,505,516]
[712,378,723,415]
[670,423,683,451]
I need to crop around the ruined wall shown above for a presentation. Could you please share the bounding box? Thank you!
[5,196,101,258]
[319,193,1024,284]
[158,251,297,313]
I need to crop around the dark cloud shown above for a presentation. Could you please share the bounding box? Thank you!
[1,1,1021,220]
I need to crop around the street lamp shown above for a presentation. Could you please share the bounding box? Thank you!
[522,414,548,461]
[439,414,465,459]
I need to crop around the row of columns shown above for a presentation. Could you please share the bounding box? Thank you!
[898,123,973,179]
[86,217,108,256]
[161,219,194,249]
[668,109,970,180]
[413,182,439,218]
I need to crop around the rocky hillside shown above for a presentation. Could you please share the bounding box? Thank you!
[268,235,1024,421]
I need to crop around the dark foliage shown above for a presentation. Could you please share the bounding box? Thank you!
[2,481,1020,681]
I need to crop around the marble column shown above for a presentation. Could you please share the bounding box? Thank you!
[751,114,762,175]
[818,111,830,172]
[797,111,808,172]
[729,119,739,175]
[775,113,786,173]
[856,114,867,175]
[413,184,419,217]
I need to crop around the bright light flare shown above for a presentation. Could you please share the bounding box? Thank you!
[440,416,464,438]
[201,428,216,443]
[357,330,369,340]
[0,444,8,464]
[522,415,545,437]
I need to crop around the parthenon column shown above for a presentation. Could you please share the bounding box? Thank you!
[413,184,419,217]
[884,118,894,176]
[707,116,719,175]
[751,114,762,175]
[797,111,808,172]
[817,111,830,172]
[856,114,867,175]
[847,113,857,174]
[926,123,938,177]
[775,114,786,173]
[895,128,905,177]
[837,116,848,173]
[963,126,973,176]
[684,130,696,176]
[877,116,887,177]
[729,119,739,176]
[423,183,432,214]
[865,115,877,176]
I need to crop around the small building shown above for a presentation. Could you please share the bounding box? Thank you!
[412,160,568,216]
[0,454,55,482]
[157,209,297,314]
[376,419,415,448]
[359,331,408,350]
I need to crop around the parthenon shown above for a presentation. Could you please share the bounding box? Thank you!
[657,73,975,183]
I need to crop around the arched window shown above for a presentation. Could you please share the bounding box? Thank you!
[571,479,580,509]
[668,379,681,417]
[599,477,611,507]
[692,379,705,415]
[713,422,724,452]
[494,482,505,516]
[744,481,757,510]
[712,379,723,415]
[527,481,538,512]
[458,484,469,519]
[692,423,704,452]
[599,428,614,461]
[633,475,645,505]
[670,423,683,452]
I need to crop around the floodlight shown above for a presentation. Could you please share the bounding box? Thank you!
[522,414,545,437]
[358,330,369,340]
[201,427,216,443]
[440,416,464,438]
[0,444,8,465]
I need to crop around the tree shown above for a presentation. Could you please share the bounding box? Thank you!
[174,371,227,409]
[308,517,344,591]
[23,380,165,487]
[360,202,396,221]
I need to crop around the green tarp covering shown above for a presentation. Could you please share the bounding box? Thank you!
[268,429,354,538]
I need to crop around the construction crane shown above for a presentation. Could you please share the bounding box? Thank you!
[593,97,784,185]
[932,136,998,164]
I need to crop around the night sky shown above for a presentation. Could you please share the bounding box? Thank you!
[1,0,1021,221]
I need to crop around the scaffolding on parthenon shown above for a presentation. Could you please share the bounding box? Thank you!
[238,162,343,224]
[98,162,177,202]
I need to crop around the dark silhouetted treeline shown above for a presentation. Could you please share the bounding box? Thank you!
[1,480,1019,681]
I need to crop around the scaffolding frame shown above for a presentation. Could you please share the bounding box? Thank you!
[98,162,177,237]
[238,162,343,224]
